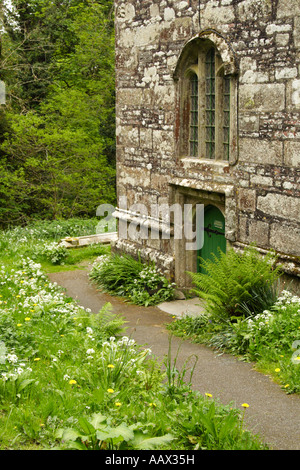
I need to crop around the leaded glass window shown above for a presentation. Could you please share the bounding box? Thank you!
[205,48,216,159]
[223,76,230,161]
[189,73,198,157]
[185,47,232,161]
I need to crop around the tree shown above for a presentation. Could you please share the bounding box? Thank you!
[0,0,116,227]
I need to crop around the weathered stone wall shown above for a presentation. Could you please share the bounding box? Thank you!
[115,0,300,287]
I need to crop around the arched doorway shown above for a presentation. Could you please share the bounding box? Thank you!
[197,205,226,273]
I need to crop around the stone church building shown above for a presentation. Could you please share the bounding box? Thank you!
[113,0,300,290]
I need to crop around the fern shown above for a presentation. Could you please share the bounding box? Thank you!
[91,302,127,338]
[188,246,282,321]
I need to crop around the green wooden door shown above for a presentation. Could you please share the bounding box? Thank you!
[197,205,226,273]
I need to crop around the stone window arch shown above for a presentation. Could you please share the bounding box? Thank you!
[174,31,238,164]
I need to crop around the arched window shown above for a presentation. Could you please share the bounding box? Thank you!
[174,33,238,163]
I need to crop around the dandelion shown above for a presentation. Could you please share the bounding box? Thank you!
[34,358,41,361]
[24,317,31,321]
[241,403,249,408]
[107,364,115,369]
[275,368,280,373]
[107,388,114,393]
[17,324,22,327]
[284,384,290,388]
[115,402,122,407]
[69,379,77,385]
[205,393,212,398]
[149,403,157,407]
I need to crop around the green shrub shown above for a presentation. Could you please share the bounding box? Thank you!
[35,242,69,265]
[89,253,144,295]
[189,246,282,321]
[89,253,175,306]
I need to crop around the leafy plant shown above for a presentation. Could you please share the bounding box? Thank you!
[36,242,68,265]
[89,253,175,306]
[189,246,282,321]
[164,336,198,397]
[56,413,174,450]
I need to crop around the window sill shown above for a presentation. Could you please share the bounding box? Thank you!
[180,157,230,167]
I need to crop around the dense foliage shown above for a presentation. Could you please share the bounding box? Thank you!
[189,246,282,321]
[89,253,176,306]
[0,0,116,227]
[168,247,300,394]
[0,220,267,450]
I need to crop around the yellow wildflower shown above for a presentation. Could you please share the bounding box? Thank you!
[34,358,41,361]
[69,379,77,385]
[241,403,249,408]
[24,317,31,321]
[107,388,114,394]
[275,368,280,373]
[205,393,212,398]
[115,402,122,407]
[107,364,115,369]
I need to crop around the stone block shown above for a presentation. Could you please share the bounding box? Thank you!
[118,165,151,189]
[270,223,300,256]
[116,88,151,108]
[201,3,235,28]
[238,188,256,212]
[139,128,153,150]
[236,0,272,21]
[275,68,298,80]
[238,216,248,243]
[284,141,300,167]
[276,33,290,47]
[239,115,259,132]
[239,84,285,112]
[290,79,300,109]
[248,219,270,247]
[250,174,273,187]
[277,0,300,18]
[117,125,139,147]
[116,3,136,22]
[239,138,283,165]
[153,129,174,154]
[257,193,300,222]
